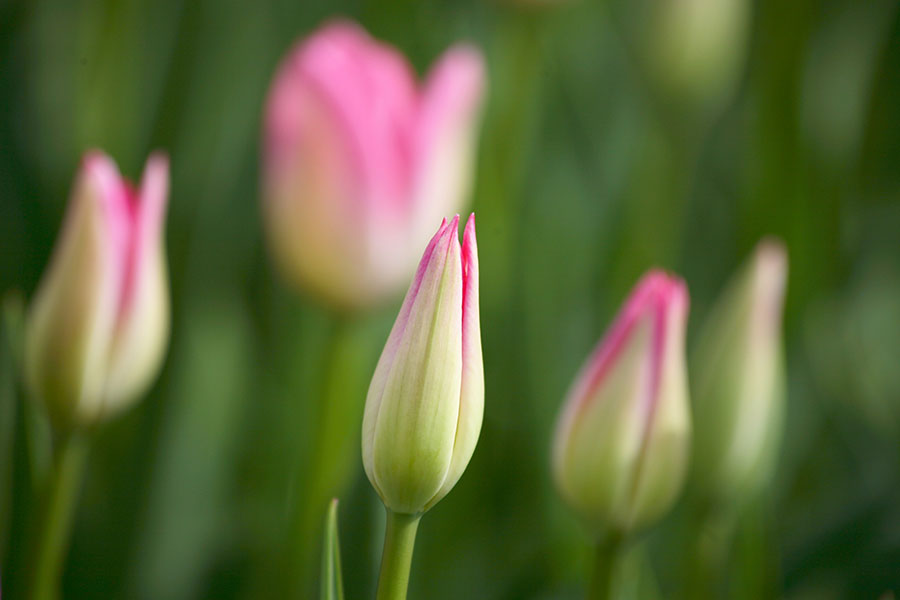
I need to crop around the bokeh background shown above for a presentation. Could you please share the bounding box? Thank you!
[2,0,900,598]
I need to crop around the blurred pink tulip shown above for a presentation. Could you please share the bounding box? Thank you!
[262,20,486,308]
[553,271,691,535]
[25,151,170,429]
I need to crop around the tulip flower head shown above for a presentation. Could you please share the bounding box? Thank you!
[646,0,750,107]
[263,21,486,309]
[690,239,788,504]
[25,151,170,430]
[362,214,483,515]
[553,272,691,536]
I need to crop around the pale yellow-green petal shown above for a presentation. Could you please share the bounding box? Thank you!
[372,233,463,513]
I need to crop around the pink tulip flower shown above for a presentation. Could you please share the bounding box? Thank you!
[553,271,691,536]
[262,20,486,308]
[25,151,170,428]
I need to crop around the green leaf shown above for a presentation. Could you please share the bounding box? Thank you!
[319,498,345,600]
[0,292,25,560]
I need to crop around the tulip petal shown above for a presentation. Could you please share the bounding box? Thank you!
[427,213,483,509]
[363,217,449,493]
[552,271,691,533]
[263,34,371,305]
[25,153,127,426]
[556,313,654,529]
[102,153,170,418]
[370,216,463,513]
[690,239,787,501]
[297,20,417,214]
[626,277,690,528]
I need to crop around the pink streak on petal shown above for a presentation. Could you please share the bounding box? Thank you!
[81,151,132,308]
[643,273,688,425]
[82,151,132,256]
[440,215,462,294]
[412,217,450,300]
[445,214,461,242]
[375,217,451,375]
[117,153,169,324]
[461,213,478,357]
[569,271,686,420]
[136,153,170,241]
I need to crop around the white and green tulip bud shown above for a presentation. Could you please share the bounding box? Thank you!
[690,239,788,504]
[645,0,751,108]
[25,151,170,430]
[553,271,691,537]
[362,214,483,515]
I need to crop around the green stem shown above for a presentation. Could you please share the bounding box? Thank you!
[684,506,736,600]
[586,534,622,600]
[375,510,421,600]
[284,314,372,596]
[26,431,88,600]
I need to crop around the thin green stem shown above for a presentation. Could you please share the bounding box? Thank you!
[375,510,421,600]
[284,314,374,597]
[586,534,622,600]
[684,505,736,600]
[26,431,88,600]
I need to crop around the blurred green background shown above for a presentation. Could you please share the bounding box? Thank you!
[2,0,900,598]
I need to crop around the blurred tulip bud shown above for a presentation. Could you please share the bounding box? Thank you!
[25,151,170,430]
[690,239,788,504]
[262,20,486,309]
[553,271,691,536]
[362,215,483,514]
[645,0,750,107]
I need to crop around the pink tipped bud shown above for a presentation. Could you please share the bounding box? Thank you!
[362,214,483,514]
[553,271,691,536]
[261,20,486,309]
[25,151,170,429]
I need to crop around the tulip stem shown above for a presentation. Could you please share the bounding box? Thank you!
[375,510,421,600]
[684,506,737,600]
[26,430,88,600]
[587,534,622,600]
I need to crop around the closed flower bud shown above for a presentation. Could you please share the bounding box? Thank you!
[362,214,483,515]
[553,271,691,536]
[645,0,750,107]
[262,20,486,309]
[690,239,788,504]
[25,151,170,429]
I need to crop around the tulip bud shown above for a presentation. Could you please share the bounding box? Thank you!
[362,214,483,515]
[644,0,750,107]
[690,239,788,504]
[553,271,691,536]
[262,20,486,309]
[25,151,170,430]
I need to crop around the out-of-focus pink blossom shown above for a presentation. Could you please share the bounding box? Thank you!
[25,151,170,428]
[553,271,691,536]
[262,20,486,308]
